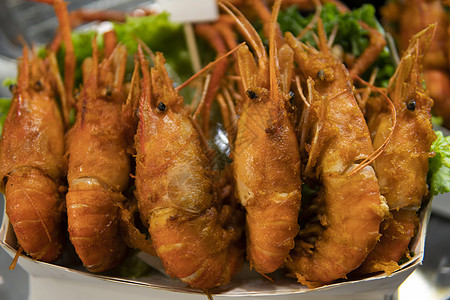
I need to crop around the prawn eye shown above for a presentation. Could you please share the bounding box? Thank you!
[406,99,416,111]
[317,69,325,81]
[9,84,16,93]
[246,89,258,99]
[34,80,43,91]
[105,86,113,97]
[157,102,167,112]
[288,91,295,101]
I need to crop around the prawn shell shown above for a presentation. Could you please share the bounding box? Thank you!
[356,209,418,275]
[0,80,65,188]
[66,91,130,192]
[134,51,244,289]
[234,99,302,273]
[67,180,126,272]
[65,44,130,272]
[0,51,66,262]
[5,168,64,262]
[288,166,386,288]
[149,207,243,288]
[370,25,436,211]
[135,110,244,288]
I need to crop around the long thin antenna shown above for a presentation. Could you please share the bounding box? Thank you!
[175,42,245,91]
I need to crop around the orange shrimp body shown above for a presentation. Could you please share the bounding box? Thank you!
[368,26,435,211]
[66,45,129,272]
[361,26,436,274]
[358,209,419,275]
[220,0,302,274]
[285,28,387,287]
[0,48,65,262]
[134,51,243,289]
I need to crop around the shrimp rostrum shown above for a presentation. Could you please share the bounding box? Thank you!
[284,21,388,288]
[65,41,130,272]
[219,0,302,275]
[0,47,66,262]
[134,48,244,290]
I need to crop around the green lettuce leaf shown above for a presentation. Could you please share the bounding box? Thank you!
[277,3,395,87]
[428,131,450,195]
[2,78,16,87]
[113,252,152,279]
[57,12,192,87]
[113,12,192,81]
[57,31,102,87]
[0,98,11,135]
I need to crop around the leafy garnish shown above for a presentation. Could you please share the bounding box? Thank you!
[57,13,192,87]
[0,98,12,135]
[57,31,102,87]
[398,251,414,265]
[113,12,191,81]
[2,78,16,87]
[278,3,395,87]
[113,253,152,279]
[431,116,444,126]
[428,131,450,195]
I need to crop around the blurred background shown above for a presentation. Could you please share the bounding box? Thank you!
[0,1,449,299]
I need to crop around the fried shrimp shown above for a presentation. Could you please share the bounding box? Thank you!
[219,0,302,274]
[360,25,436,275]
[0,47,66,262]
[66,42,130,272]
[284,21,387,287]
[134,48,244,290]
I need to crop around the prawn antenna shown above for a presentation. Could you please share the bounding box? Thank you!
[9,246,23,270]
[175,42,245,91]
[316,18,329,55]
[269,0,282,108]
[137,38,156,63]
[349,75,397,176]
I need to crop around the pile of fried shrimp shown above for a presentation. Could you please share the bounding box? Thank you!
[0,0,438,291]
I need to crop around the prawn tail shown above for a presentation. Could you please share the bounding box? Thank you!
[67,179,127,272]
[356,209,419,275]
[246,191,301,274]
[149,207,244,289]
[5,168,64,262]
[288,167,387,287]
